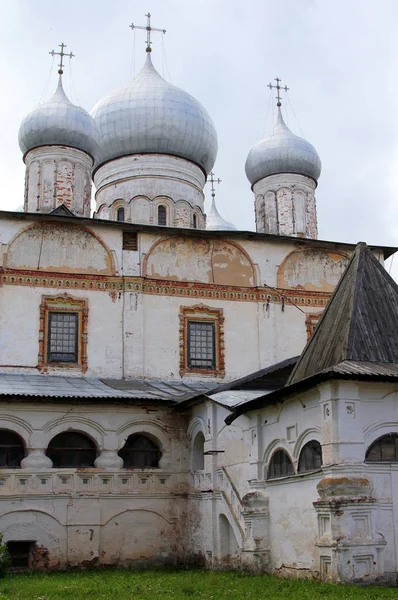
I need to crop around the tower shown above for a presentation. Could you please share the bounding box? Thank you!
[91,15,218,229]
[18,44,97,217]
[245,79,321,238]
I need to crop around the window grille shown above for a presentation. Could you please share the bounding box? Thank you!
[48,312,78,363]
[118,434,161,469]
[46,432,97,468]
[0,430,25,468]
[298,440,322,472]
[117,207,125,222]
[122,232,138,250]
[188,321,215,369]
[158,205,167,226]
[267,449,294,479]
[366,433,398,461]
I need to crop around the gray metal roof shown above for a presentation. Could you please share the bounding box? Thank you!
[0,374,215,403]
[245,107,321,186]
[91,53,217,174]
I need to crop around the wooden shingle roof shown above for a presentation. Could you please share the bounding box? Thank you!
[288,242,398,384]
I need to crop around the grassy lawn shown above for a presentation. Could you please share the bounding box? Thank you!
[0,569,398,600]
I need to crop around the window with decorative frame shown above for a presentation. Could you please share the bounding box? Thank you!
[179,305,225,377]
[38,295,88,371]
[267,449,294,479]
[305,312,322,340]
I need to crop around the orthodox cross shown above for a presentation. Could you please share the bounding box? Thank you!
[268,77,289,107]
[130,13,166,53]
[207,171,222,198]
[49,42,74,75]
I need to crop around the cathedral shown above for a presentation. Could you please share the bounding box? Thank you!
[1,21,398,583]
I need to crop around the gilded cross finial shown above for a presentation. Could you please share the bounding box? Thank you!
[268,77,289,107]
[130,13,166,53]
[207,172,222,198]
[49,42,74,75]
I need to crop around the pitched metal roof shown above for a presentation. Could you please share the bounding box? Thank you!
[0,374,215,403]
[288,242,398,385]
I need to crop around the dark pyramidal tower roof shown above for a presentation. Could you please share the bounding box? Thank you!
[288,242,398,385]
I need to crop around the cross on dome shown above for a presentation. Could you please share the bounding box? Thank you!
[130,13,166,53]
[49,42,74,75]
[207,171,222,198]
[268,77,289,107]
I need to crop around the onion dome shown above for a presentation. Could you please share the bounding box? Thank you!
[245,108,321,186]
[206,198,236,231]
[18,77,98,159]
[91,53,218,174]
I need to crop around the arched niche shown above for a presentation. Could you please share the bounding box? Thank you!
[5,222,114,275]
[219,514,239,560]
[192,431,205,471]
[144,237,256,286]
[277,248,349,292]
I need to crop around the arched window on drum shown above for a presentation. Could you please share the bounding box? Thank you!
[118,434,161,468]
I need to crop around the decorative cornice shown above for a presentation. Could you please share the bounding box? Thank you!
[0,268,332,307]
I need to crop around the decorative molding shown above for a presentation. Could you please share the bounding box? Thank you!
[306,312,323,339]
[38,294,88,373]
[0,268,332,307]
[179,304,225,378]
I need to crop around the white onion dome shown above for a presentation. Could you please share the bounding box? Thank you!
[245,108,321,186]
[18,77,98,159]
[206,198,236,231]
[90,53,218,174]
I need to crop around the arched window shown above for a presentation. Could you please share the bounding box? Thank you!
[193,431,205,470]
[366,433,398,462]
[193,214,198,229]
[298,440,322,473]
[158,205,167,226]
[118,434,161,468]
[267,449,294,479]
[46,432,97,468]
[0,430,25,467]
[117,207,125,222]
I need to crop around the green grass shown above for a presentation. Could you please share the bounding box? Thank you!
[0,569,397,600]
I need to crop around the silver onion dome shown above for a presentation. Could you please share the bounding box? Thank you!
[91,53,218,174]
[206,198,236,231]
[245,108,321,186]
[18,77,98,159]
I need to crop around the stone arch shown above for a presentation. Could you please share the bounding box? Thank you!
[0,414,32,442]
[363,421,398,447]
[0,509,66,568]
[293,427,322,459]
[143,236,256,286]
[100,509,177,566]
[266,447,295,479]
[277,247,349,292]
[42,418,104,450]
[5,222,115,275]
[218,513,239,563]
[116,420,170,453]
[130,195,150,224]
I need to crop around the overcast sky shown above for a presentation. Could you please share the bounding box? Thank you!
[1,0,398,274]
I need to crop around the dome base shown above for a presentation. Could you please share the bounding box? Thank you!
[94,154,206,229]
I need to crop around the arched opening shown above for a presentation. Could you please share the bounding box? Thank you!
[118,434,161,468]
[157,205,167,226]
[0,430,25,467]
[192,431,205,470]
[46,432,97,468]
[117,207,125,222]
[193,214,198,229]
[366,433,398,461]
[267,449,294,479]
[298,440,322,473]
[219,514,239,560]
